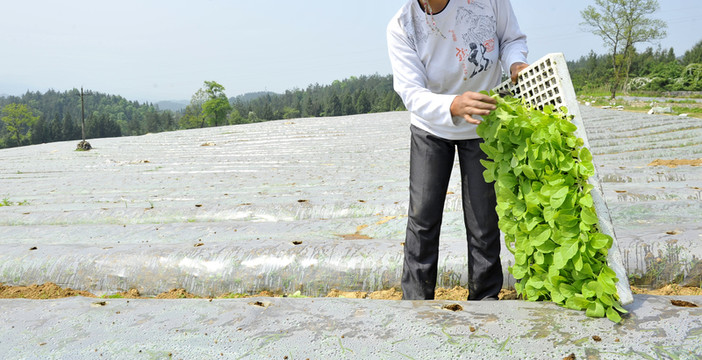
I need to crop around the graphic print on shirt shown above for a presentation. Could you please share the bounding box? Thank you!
[454,5,496,79]
[407,12,430,49]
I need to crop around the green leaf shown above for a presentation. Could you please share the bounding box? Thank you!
[579,147,593,163]
[565,294,591,310]
[549,186,569,208]
[534,250,545,265]
[536,239,557,253]
[559,283,577,298]
[512,264,528,279]
[522,164,537,179]
[606,306,622,323]
[578,194,594,208]
[498,172,518,190]
[480,159,496,183]
[589,233,611,250]
[525,191,541,214]
[599,293,614,306]
[524,214,541,231]
[587,280,604,299]
[574,252,583,271]
[551,286,565,304]
[553,239,578,270]
[586,300,605,318]
[529,226,551,246]
[581,207,598,226]
[480,143,500,159]
[613,302,628,314]
[558,119,577,134]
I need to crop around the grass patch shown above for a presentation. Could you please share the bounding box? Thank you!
[0,198,29,207]
[100,294,125,299]
[219,293,248,299]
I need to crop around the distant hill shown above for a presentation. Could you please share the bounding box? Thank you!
[155,100,188,112]
[230,91,278,103]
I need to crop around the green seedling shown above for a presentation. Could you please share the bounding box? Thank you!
[285,290,308,298]
[476,93,627,322]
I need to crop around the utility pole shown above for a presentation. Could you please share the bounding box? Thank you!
[81,87,86,141]
[76,87,92,151]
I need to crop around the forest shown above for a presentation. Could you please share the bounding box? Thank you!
[1,40,701,149]
[569,41,702,94]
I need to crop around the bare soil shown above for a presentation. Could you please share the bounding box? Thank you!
[648,159,702,168]
[0,283,94,299]
[0,283,512,301]
[631,284,702,296]
[2,282,700,300]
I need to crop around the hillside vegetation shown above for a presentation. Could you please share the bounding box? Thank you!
[1,41,701,149]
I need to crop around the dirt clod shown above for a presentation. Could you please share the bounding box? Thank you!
[368,288,402,300]
[435,286,469,300]
[327,289,367,299]
[155,288,197,299]
[498,288,519,300]
[671,299,698,308]
[442,303,463,312]
[249,301,272,308]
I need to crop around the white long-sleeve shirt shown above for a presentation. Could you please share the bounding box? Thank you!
[387,0,528,140]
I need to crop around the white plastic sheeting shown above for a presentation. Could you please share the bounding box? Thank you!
[1,107,701,297]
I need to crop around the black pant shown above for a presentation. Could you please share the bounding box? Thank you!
[402,125,502,300]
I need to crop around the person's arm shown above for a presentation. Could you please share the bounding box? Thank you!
[387,17,458,128]
[496,0,529,82]
[510,62,529,83]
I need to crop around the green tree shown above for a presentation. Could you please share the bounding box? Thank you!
[682,39,702,65]
[179,89,207,129]
[30,115,47,144]
[1,103,39,147]
[145,110,161,133]
[581,0,667,98]
[201,81,232,127]
[86,113,121,139]
[355,89,371,114]
[282,106,301,119]
[62,112,79,141]
[326,93,342,117]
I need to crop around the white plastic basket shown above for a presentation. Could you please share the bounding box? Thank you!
[493,53,633,305]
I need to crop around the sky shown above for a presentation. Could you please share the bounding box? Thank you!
[1,0,700,103]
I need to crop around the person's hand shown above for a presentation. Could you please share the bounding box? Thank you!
[450,91,497,125]
[510,62,529,83]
